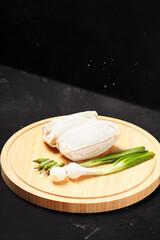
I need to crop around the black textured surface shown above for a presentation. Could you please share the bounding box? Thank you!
[0,66,160,240]
[0,1,160,110]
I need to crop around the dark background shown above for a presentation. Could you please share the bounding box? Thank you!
[0,0,160,110]
[1,1,160,240]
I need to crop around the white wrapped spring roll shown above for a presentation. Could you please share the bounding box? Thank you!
[56,118,120,161]
[42,111,98,147]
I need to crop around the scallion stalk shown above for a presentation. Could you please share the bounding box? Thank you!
[80,146,146,168]
[66,151,155,180]
[33,158,65,175]
[103,151,155,175]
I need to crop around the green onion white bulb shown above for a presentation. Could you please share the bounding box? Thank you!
[50,166,67,182]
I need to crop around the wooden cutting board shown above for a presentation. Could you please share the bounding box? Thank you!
[1,116,160,213]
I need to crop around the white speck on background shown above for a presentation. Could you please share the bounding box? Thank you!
[109,59,114,64]
[42,78,48,83]
[84,227,100,240]
[73,224,86,229]
[66,87,71,91]
[0,78,8,84]
[134,61,139,66]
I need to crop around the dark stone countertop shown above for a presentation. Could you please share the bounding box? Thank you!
[0,65,160,240]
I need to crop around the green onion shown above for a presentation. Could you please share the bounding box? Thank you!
[40,161,57,173]
[34,159,54,169]
[33,158,49,163]
[33,147,155,182]
[103,151,155,174]
[33,158,65,175]
[66,151,155,180]
[47,162,65,173]
[80,146,146,167]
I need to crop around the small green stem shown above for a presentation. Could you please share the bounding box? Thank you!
[40,161,57,173]
[34,160,54,169]
[47,162,65,173]
[33,158,49,163]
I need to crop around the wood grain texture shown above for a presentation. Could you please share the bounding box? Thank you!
[1,116,160,213]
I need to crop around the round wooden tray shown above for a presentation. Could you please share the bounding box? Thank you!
[1,116,160,213]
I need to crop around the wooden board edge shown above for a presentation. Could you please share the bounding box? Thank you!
[1,115,160,213]
[1,165,160,213]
